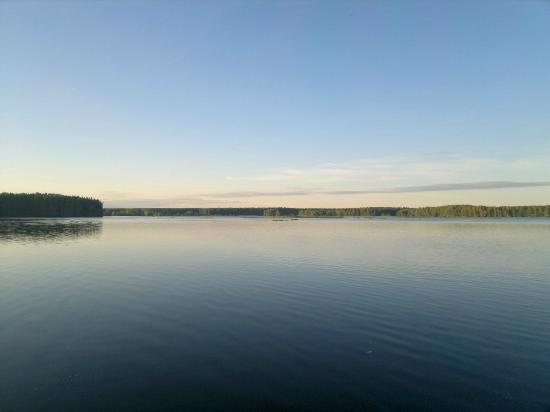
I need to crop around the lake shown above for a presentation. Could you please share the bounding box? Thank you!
[1,217,549,411]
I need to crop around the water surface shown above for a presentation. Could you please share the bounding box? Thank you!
[1,217,549,411]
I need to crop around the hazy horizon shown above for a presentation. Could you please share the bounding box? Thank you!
[2,1,549,207]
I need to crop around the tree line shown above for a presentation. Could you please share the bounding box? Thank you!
[2,194,548,217]
[0,193,103,217]
[103,208,267,217]
[104,205,550,218]
[395,205,550,218]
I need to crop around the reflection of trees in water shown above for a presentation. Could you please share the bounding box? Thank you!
[0,219,103,243]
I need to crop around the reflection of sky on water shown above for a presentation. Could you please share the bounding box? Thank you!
[0,219,103,244]
[0,217,549,411]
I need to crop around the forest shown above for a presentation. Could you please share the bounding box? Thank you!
[102,207,394,217]
[104,205,550,218]
[0,193,103,217]
[395,205,550,218]
[103,207,267,217]
[2,194,548,218]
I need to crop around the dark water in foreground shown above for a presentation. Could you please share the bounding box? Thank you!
[1,217,549,412]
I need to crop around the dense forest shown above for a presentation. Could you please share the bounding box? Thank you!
[104,208,267,217]
[104,205,550,218]
[2,194,548,218]
[102,207,399,217]
[0,193,103,217]
[395,205,550,218]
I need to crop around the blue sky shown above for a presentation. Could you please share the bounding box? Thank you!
[1,0,549,207]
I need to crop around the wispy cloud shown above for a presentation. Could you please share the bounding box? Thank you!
[203,181,550,199]
[324,181,550,195]
[205,190,308,198]
[98,153,550,206]
[228,154,550,186]
[99,191,244,208]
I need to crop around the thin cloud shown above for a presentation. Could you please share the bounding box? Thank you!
[201,181,550,199]
[229,154,550,185]
[104,196,243,208]
[98,154,550,206]
[325,181,550,195]
[205,190,308,198]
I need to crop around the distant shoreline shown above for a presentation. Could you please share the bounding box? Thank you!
[2,193,549,218]
[103,206,550,218]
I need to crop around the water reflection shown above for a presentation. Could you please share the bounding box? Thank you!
[0,219,103,244]
[1,217,549,411]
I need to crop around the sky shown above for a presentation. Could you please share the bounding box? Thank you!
[1,0,549,207]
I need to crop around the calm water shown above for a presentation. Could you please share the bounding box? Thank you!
[1,217,549,411]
